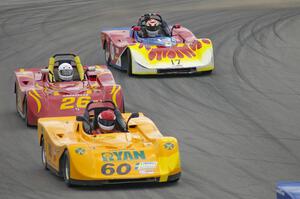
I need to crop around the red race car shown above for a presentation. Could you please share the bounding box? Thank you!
[14,53,124,126]
[101,13,214,75]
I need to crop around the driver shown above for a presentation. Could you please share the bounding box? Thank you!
[94,109,116,134]
[58,63,73,81]
[145,18,162,38]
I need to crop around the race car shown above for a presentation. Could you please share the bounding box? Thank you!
[15,53,124,126]
[101,13,214,75]
[277,181,300,199]
[38,100,181,186]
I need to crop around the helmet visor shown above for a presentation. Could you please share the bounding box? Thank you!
[60,69,73,76]
[99,120,115,127]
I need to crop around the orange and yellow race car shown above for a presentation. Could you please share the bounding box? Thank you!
[38,100,181,186]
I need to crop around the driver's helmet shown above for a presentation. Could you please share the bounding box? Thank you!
[97,110,116,132]
[145,18,161,37]
[58,63,73,81]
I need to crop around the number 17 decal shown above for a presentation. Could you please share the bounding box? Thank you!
[171,59,181,65]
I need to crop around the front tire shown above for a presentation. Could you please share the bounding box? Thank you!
[126,49,133,76]
[63,151,72,186]
[23,98,30,126]
[41,138,48,170]
[15,83,20,114]
[104,42,111,66]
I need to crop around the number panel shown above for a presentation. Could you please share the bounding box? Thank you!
[101,163,132,176]
[60,96,91,110]
[171,59,181,66]
[60,97,75,110]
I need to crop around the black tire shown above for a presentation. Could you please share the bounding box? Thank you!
[169,177,180,183]
[167,173,181,183]
[23,98,30,127]
[104,42,111,66]
[15,83,19,113]
[203,70,213,75]
[41,138,48,170]
[121,97,125,113]
[126,49,133,76]
[62,151,72,186]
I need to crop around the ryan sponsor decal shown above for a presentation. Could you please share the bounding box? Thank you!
[101,150,145,162]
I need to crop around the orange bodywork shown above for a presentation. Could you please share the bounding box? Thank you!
[38,113,181,184]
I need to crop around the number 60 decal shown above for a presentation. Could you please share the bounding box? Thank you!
[60,96,91,110]
[101,163,131,175]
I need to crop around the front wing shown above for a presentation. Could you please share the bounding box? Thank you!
[67,138,181,185]
[128,39,214,75]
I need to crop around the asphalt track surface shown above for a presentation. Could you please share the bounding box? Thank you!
[1,0,300,198]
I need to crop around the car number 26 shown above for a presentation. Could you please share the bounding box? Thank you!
[101,163,131,175]
[60,96,91,110]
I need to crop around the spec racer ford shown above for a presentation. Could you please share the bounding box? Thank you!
[15,53,124,126]
[38,100,181,186]
[101,13,214,75]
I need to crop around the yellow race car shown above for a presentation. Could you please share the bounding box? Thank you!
[38,100,181,186]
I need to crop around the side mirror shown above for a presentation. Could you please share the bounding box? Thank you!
[132,26,141,32]
[173,24,181,29]
[76,116,86,122]
[41,69,49,74]
[126,112,139,130]
[130,112,139,119]
[76,116,92,134]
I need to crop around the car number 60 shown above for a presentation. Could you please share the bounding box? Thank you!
[101,163,131,175]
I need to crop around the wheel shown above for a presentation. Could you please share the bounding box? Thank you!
[63,151,72,186]
[167,172,181,183]
[23,98,30,126]
[41,138,48,170]
[126,49,133,76]
[104,42,111,66]
[15,83,20,114]
[203,70,213,75]
[121,97,125,113]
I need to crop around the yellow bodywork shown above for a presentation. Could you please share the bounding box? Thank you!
[38,113,181,183]
[128,39,214,75]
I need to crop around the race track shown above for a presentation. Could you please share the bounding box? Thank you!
[1,0,300,198]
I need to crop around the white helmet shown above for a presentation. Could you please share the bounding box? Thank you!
[58,63,73,81]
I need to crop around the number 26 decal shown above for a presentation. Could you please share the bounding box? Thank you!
[60,96,91,110]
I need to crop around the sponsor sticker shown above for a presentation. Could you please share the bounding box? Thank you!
[75,147,85,155]
[135,162,157,174]
[101,150,145,162]
[164,142,175,150]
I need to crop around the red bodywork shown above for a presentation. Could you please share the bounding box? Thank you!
[15,65,124,126]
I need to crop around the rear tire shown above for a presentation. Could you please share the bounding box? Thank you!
[41,138,48,170]
[104,42,111,66]
[126,49,133,76]
[121,97,125,113]
[63,151,72,186]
